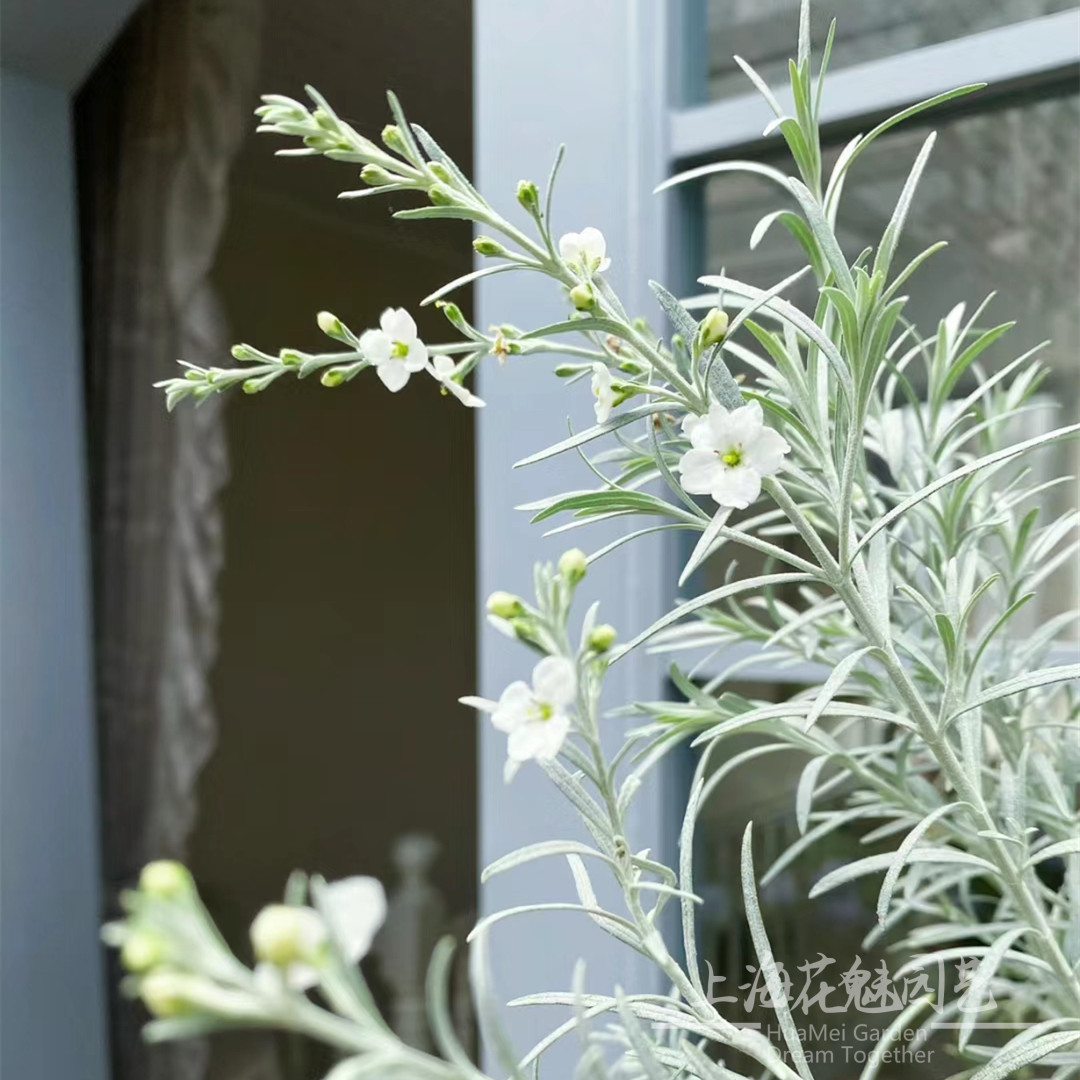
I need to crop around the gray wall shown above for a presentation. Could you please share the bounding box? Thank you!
[0,68,110,1080]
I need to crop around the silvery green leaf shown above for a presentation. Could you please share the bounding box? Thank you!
[857,994,935,1080]
[947,665,1080,728]
[654,157,790,195]
[514,404,677,468]
[425,937,489,1079]
[804,646,876,732]
[740,825,814,1079]
[876,803,969,927]
[614,989,668,1080]
[873,132,936,282]
[795,756,828,836]
[958,928,1030,1053]
[421,263,531,306]
[481,841,616,883]
[787,177,855,296]
[468,927,528,1080]
[853,422,1080,559]
[1025,838,1080,869]
[679,509,733,587]
[969,1029,1080,1080]
[649,280,699,345]
[809,848,997,899]
[613,572,814,659]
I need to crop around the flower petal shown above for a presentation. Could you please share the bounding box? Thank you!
[492,681,534,732]
[381,307,416,342]
[711,465,761,509]
[404,339,428,372]
[376,360,410,392]
[458,695,498,713]
[507,712,570,763]
[692,404,730,450]
[532,655,577,709]
[558,231,582,261]
[679,448,723,495]
[723,401,765,448]
[579,227,606,264]
[322,877,387,963]
[431,355,455,378]
[360,329,391,364]
[744,425,791,476]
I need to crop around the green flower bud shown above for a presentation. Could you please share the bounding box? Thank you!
[428,183,457,206]
[231,343,260,361]
[140,972,197,1018]
[516,179,539,212]
[381,124,406,153]
[698,306,729,349]
[317,311,345,340]
[487,591,525,619]
[321,369,346,388]
[588,624,618,653]
[250,904,326,968]
[429,162,452,183]
[569,283,596,311]
[436,300,469,335]
[554,363,589,377]
[558,548,588,584]
[139,861,194,899]
[279,349,303,367]
[473,235,507,257]
[121,930,167,974]
[360,163,395,187]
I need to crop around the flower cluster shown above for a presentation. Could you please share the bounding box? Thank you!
[102,860,386,1021]
[461,549,616,781]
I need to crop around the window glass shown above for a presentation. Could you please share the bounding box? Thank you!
[699,0,1077,102]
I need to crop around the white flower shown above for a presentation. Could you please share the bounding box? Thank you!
[558,227,610,274]
[678,400,790,510]
[249,877,386,991]
[360,308,428,392]
[591,363,616,423]
[429,355,485,407]
[460,656,577,780]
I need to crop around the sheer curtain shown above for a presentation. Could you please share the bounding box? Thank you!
[77,0,260,1076]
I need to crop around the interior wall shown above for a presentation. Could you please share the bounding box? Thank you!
[187,0,475,1009]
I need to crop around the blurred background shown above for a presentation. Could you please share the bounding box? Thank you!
[1,1,1077,1079]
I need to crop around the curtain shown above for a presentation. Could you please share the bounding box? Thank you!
[77,0,261,1076]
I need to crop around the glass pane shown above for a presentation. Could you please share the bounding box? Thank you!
[699,0,1077,102]
[696,91,1080,630]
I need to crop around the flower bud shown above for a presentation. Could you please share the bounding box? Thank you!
[381,124,406,153]
[436,300,470,336]
[317,311,347,342]
[558,548,588,584]
[428,184,456,206]
[140,972,198,1018]
[121,930,168,974]
[250,904,327,968]
[429,162,452,183]
[321,369,346,388]
[279,349,302,367]
[569,283,596,311]
[231,343,260,361]
[516,179,539,212]
[360,163,395,187]
[554,363,588,377]
[139,861,194,899]
[588,624,617,653]
[140,972,253,1020]
[473,235,507,257]
[487,591,525,619]
[698,307,729,349]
